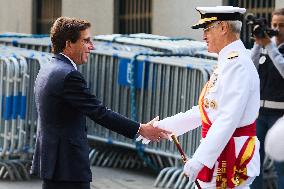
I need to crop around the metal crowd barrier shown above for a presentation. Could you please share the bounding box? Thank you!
[0,33,156,53]
[85,49,214,189]
[94,33,218,59]
[0,45,52,180]
[0,34,277,189]
[86,49,214,154]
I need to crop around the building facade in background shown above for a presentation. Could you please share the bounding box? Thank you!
[0,0,283,46]
[114,0,152,34]
[36,0,62,34]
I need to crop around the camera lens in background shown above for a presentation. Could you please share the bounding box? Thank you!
[245,13,279,39]
[252,25,267,38]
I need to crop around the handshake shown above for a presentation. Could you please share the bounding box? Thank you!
[137,116,172,143]
[137,116,203,187]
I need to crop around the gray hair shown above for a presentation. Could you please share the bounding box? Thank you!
[226,20,242,34]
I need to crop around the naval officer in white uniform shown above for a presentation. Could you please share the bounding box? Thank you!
[138,6,260,189]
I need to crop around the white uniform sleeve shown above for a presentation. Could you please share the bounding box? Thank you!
[265,42,284,78]
[136,105,201,144]
[192,60,251,169]
[250,43,261,68]
[155,105,202,136]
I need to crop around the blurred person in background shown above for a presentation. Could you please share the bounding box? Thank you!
[250,8,284,189]
[265,116,284,162]
[30,17,171,189]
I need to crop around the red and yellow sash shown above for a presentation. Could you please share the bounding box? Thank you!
[198,82,212,130]
[197,82,256,188]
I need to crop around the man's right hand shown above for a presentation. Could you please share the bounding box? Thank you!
[138,116,171,141]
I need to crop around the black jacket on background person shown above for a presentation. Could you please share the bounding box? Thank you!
[31,54,140,182]
[258,43,284,115]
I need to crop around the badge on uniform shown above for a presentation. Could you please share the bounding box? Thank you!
[227,51,239,60]
[259,56,266,64]
[204,98,210,108]
[210,100,218,109]
[208,68,218,90]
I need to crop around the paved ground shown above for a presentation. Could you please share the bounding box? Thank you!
[0,166,160,189]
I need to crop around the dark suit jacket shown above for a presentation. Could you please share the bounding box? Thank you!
[31,54,140,182]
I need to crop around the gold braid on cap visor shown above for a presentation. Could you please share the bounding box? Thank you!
[192,17,218,29]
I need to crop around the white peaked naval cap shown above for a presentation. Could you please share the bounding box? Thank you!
[192,6,246,29]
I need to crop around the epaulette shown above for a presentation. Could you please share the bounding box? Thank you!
[227,51,239,60]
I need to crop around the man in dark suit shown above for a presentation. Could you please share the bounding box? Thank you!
[30,17,170,189]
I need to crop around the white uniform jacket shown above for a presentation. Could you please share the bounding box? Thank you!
[156,40,260,177]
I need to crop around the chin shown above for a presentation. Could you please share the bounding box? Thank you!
[207,48,214,53]
[79,57,88,64]
[207,47,217,54]
[207,45,212,53]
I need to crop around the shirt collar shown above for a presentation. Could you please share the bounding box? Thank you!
[59,53,77,70]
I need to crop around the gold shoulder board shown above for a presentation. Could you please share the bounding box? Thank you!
[227,51,239,60]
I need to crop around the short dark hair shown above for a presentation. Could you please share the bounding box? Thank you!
[50,17,91,54]
[272,8,284,16]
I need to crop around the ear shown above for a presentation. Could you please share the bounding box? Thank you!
[65,40,72,49]
[221,22,229,34]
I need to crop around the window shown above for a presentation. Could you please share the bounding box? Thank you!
[114,0,152,34]
[35,0,62,34]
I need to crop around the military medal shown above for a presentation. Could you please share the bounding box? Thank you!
[210,100,217,109]
[259,56,266,64]
[204,98,210,108]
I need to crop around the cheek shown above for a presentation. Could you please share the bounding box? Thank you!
[207,37,213,45]
[207,45,213,52]
[82,51,88,60]
[210,35,218,44]
[207,38,216,52]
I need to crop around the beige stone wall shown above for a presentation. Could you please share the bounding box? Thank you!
[276,0,284,9]
[62,0,114,35]
[152,0,223,40]
[3,0,280,39]
[0,0,33,33]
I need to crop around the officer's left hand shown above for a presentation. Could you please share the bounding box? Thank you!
[183,158,204,183]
